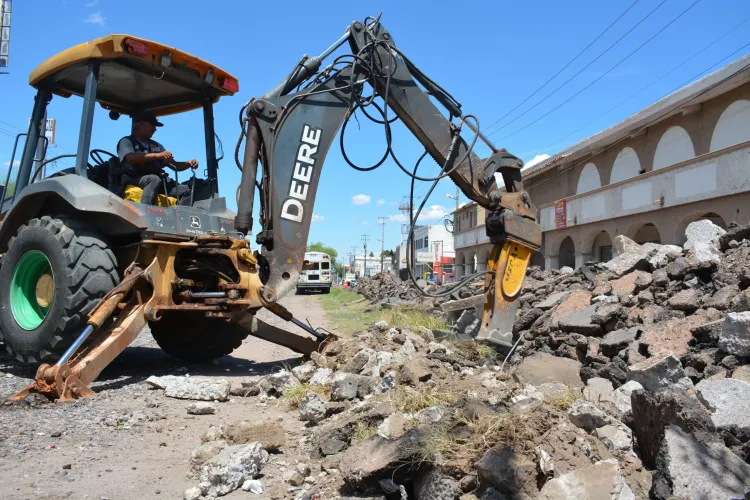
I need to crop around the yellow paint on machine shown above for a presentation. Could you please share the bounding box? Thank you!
[501,242,532,299]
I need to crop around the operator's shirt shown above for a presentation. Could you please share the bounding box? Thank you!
[117,136,167,177]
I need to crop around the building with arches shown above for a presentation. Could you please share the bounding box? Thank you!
[454,55,750,270]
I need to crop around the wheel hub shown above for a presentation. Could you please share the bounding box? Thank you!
[10,250,54,331]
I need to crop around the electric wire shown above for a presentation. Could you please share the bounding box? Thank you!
[492,0,703,143]
[484,0,668,139]
[482,0,643,136]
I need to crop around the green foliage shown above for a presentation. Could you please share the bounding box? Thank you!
[383,249,394,257]
[2,182,15,201]
[351,422,377,444]
[333,262,345,279]
[307,242,338,265]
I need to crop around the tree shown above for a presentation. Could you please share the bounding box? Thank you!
[383,249,394,257]
[369,251,374,257]
[333,262,344,280]
[306,242,338,266]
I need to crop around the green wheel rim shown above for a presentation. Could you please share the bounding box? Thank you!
[10,250,54,331]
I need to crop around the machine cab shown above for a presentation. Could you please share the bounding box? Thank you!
[1,34,239,219]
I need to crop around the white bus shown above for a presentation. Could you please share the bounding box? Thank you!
[297,252,332,294]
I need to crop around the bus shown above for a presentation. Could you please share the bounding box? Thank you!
[297,252,333,294]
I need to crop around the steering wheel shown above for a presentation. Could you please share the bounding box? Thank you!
[90,149,116,166]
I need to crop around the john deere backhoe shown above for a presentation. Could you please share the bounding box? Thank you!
[0,16,541,401]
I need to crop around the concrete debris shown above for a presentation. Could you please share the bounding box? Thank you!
[568,400,617,432]
[299,391,327,424]
[330,372,360,401]
[197,442,268,497]
[187,402,217,415]
[513,352,583,388]
[626,354,685,391]
[695,378,750,434]
[266,370,301,391]
[184,487,203,500]
[413,468,461,500]
[146,375,231,401]
[292,362,317,383]
[537,459,635,500]
[220,420,286,450]
[683,219,725,251]
[241,479,264,494]
[629,387,717,468]
[719,311,750,356]
[653,425,750,500]
[309,368,333,387]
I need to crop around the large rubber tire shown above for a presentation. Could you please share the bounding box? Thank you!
[149,313,249,362]
[0,216,119,363]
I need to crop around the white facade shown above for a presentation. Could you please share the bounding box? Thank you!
[412,224,455,278]
[352,254,391,276]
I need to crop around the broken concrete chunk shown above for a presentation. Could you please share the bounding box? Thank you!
[146,375,231,401]
[695,378,750,434]
[639,315,706,357]
[654,425,750,500]
[537,459,635,500]
[220,420,285,450]
[266,370,300,391]
[456,309,481,338]
[684,219,725,251]
[719,311,750,357]
[610,380,642,417]
[299,391,327,424]
[583,377,614,406]
[183,486,202,500]
[567,400,616,431]
[191,440,227,468]
[187,402,217,415]
[291,362,316,382]
[400,359,432,385]
[627,353,685,390]
[594,425,632,452]
[536,291,570,310]
[413,468,461,500]
[629,387,716,468]
[474,447,536,499]
[513,352,583,388]
[558,304,602,335]
[667,288,702,312]
[341,349,374,373]
[373,320,389,332]
[310,367,333,387]
[330,372,360,401]
[600,328,638,357]
[198,442,268,497]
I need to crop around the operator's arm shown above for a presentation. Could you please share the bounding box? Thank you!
[117,138,173,167]
[171,159,199,172]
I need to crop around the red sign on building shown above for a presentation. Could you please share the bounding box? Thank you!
[555,199,567,229]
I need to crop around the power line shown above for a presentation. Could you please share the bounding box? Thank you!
[482,0,643,137]
[484,0,668,139]
[493,0,703,143]
[524,58,750,194]
[522,18,750,159]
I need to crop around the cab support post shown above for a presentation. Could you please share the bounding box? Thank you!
[15,88,51,196]
[74,60,100,177]
[202,100,218,197]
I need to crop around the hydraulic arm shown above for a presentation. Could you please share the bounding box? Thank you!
[235,17,542,347]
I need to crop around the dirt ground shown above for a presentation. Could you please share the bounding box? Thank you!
[0,292,333,500]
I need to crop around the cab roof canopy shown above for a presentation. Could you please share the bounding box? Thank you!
[29,34,239,117]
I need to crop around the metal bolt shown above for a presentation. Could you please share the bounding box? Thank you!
[382,33,390,40]
[353,22,363,31]
[254,101,265,112]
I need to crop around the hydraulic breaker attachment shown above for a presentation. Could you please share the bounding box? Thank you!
[478,206,541,349]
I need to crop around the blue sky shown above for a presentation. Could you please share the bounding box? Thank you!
[1,0,749,262]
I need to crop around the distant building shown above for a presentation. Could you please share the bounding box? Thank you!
[455,54,750,273]
[352,254,392,276]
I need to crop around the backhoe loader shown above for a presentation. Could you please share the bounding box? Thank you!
[0,16,541,402]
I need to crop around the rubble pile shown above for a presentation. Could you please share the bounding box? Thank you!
[179,219,750,500]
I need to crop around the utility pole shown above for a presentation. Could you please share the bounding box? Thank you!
[361,234,370,277]
[350,245,357,276]
[378,217,386,274]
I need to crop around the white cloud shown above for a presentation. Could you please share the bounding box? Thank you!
[361,221,369,225]
[523,154,551,170]
[83,12,105,25]
[84,0,98,6]
[376,199,385,207]
[3,160,20,168]
[389,205,451,222]
[311,214,324,222]
[352,194,371,205]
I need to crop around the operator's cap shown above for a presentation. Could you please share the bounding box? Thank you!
[133,111,163,127]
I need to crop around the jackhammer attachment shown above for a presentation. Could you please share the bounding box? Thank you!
[233,310,336,355]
